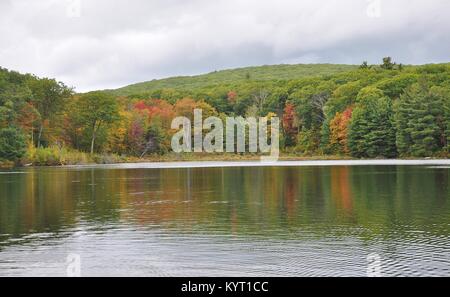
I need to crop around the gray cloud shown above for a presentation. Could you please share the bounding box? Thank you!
[0,0,449,92]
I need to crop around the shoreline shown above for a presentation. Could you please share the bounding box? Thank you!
[3,159,449,170]
[2,153,449,170]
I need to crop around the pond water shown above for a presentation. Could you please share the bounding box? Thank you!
[0,161,449,276]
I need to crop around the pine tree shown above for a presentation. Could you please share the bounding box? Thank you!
[395,82,447,157]
[0,127,27,161]
[348,88,397,158]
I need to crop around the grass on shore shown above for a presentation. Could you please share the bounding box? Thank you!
[3,146,350,168]
[21,145,125,166]
[1,146,447,169]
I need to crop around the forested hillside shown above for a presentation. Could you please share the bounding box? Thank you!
[1,58,449,166]
[108,64,357,96]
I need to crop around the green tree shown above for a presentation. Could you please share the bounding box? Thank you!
[264,87,289,117]
[324,81,362,119]
[27,77,73,147]
[375,74,418,99]
[395,82,447,157]
[360,61,369,69]
[0,127,27,161]
[348,88,396,158]
[0,69,33,128]
[380,57,396,70]
[74,92,120,154]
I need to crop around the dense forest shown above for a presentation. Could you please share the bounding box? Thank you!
[1,58,449,166]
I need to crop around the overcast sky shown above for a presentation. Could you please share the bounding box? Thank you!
[0,0,449,92]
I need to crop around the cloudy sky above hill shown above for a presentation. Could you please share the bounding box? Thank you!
[0,0,449,91]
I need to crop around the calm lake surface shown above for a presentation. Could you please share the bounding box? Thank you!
[0,161,449,276]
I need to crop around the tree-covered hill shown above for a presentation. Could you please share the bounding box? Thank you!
[107,63,357,96]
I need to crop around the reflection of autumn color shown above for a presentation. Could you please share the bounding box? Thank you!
[284,171,297,219]
[4,166,450,243]
[331,167,353,213]
[260,168,298,220]
[23,171,36,230]
[231,207,238,235]
[126,170,185,226]
[123,169,226,230]
[15,170,77,233]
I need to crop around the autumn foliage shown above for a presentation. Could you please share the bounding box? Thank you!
[134,99,175,129]
[329,107,353,154]
[2,59,450,163]
[282,103,298,146]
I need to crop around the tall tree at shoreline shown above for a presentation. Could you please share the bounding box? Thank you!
[73,92,120,154]
[27,77,73,147]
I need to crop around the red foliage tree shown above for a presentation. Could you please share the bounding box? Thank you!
[282,103,298,146]
[134,99,175,129]
[227,91,238,104]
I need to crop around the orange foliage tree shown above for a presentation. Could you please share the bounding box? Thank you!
[174,97,198,121]
[329,106,353,154]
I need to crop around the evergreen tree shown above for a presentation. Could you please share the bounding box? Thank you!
[380,57,396,70]
[348,87,396,158]
[360,61,369,69]
[395,82,447,157]
[0,127,27,161]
